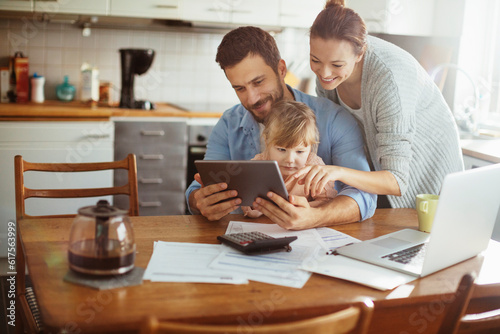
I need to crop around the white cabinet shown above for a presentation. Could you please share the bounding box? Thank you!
[34,0,109,15]
[181,0,279,27]
[180,0,231,24]
[231,0,279,26]
[348,0,435,36]
[0,0,33,11]
[462,154,495,170]
[110,0,180,19]
[279,0,323,28]
[0,121,114,256]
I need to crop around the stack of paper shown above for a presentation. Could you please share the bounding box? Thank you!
[144,221,356,288]
[144,221,416,291]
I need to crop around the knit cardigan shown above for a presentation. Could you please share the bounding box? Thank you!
[316,35,464,208]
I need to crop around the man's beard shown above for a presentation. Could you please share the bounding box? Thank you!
[247,78,284,123]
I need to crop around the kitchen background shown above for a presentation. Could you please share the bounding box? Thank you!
[0,19,315,112]
[0,0,472,112]
[1,0,499,258]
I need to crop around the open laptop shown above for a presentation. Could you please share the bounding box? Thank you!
[336,164,500,277]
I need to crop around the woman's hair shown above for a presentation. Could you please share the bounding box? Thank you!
[215,26,281,74]
[310,0,367,56]
[263,100,319,153]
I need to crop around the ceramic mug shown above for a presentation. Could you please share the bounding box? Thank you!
[416,194,439,233]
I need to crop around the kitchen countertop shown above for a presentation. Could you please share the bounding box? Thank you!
[3,102,498,164]
[0,101,223,120]
[460,138,500,164]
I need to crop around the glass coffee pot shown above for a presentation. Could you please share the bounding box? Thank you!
[68,200,135,275]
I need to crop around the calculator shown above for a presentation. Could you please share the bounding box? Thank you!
[217,231,297,254]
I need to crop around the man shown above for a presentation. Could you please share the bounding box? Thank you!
[185,26,376,230]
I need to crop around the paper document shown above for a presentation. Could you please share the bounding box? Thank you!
[300,249,417,291]
[316,227,360,252]
[209,221,325,288]
[144,241,248,284]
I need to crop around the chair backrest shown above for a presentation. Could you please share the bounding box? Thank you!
[438,273,500,334]
[14,154,139,332]
[14,154,139,220]
[140,299,374,334]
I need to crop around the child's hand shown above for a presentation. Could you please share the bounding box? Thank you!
[289,165,341,198]
[242,206,263,218]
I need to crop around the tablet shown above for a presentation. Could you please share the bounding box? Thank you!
[195,160,289,206]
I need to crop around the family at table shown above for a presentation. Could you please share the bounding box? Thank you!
[185,0,463,230]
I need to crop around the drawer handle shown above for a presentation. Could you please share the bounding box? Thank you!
[156,5,177,9]
[140,201,162,207]
[140,130,165,136]
[140,154,164,160]
[85,134,110,139]
[139,177,163,184]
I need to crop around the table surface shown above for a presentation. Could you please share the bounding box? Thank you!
[18,209,500,334]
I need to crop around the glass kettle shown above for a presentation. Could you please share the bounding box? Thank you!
[68,200,135,275]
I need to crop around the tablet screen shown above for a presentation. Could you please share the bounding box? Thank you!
[195,160,289,206]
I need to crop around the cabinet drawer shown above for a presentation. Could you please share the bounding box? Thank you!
[0,121,114,143]
[114,121,187,145]
[115,167,186,192]
[115,144,187,169]
[114,191,185,216]
[139,191,185,215]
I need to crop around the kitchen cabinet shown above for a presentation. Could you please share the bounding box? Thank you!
[0,121,114,257]
[110,0,180,19]
[113,118,187,215]
[180,0,229,24]
[462,154,496,170]
[181,0,279,27]
[0,0,33,12]
[279,0,324,28]
[461,139,500,169]
[348,0,435,36]
[34,0,109,16]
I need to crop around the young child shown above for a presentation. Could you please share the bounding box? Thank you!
[242,100,337,218]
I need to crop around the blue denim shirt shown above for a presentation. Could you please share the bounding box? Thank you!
[186,87,377,220]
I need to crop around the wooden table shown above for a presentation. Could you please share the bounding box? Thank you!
[18,209,500,333]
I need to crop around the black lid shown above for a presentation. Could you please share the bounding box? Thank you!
[77,200,128,218]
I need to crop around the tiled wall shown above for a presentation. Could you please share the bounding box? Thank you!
[0,18,312,112]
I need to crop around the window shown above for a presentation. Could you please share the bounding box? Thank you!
[457,0,500,130]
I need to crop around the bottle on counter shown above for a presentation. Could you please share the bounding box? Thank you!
[56,75,76,102]
[31,72,45,103]
[8,52,29,103]
[80,62,99,103]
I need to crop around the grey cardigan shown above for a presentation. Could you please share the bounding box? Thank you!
[316,35,464,208]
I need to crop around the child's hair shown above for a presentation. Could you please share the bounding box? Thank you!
[263,100,319,153]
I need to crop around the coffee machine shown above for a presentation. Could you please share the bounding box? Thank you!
[119,48,155,110]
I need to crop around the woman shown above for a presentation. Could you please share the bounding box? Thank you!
[294,0,464,208]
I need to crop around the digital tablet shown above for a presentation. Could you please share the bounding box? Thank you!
[195,160,289,206]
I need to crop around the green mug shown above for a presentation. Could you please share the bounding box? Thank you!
[416,194,439,233]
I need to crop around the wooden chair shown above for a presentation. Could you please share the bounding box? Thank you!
[14,154,139,333]
[140,299,374,334]
[438,273,500,334]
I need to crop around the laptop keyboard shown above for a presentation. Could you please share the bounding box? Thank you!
[382,243,427,265]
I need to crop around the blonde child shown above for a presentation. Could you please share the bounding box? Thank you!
[243,100,337,218]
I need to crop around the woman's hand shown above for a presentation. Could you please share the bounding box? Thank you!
[288,165,342,198]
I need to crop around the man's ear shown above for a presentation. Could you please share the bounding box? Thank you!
[278,59,287,78]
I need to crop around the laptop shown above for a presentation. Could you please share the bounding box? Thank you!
[336,164,500,277]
